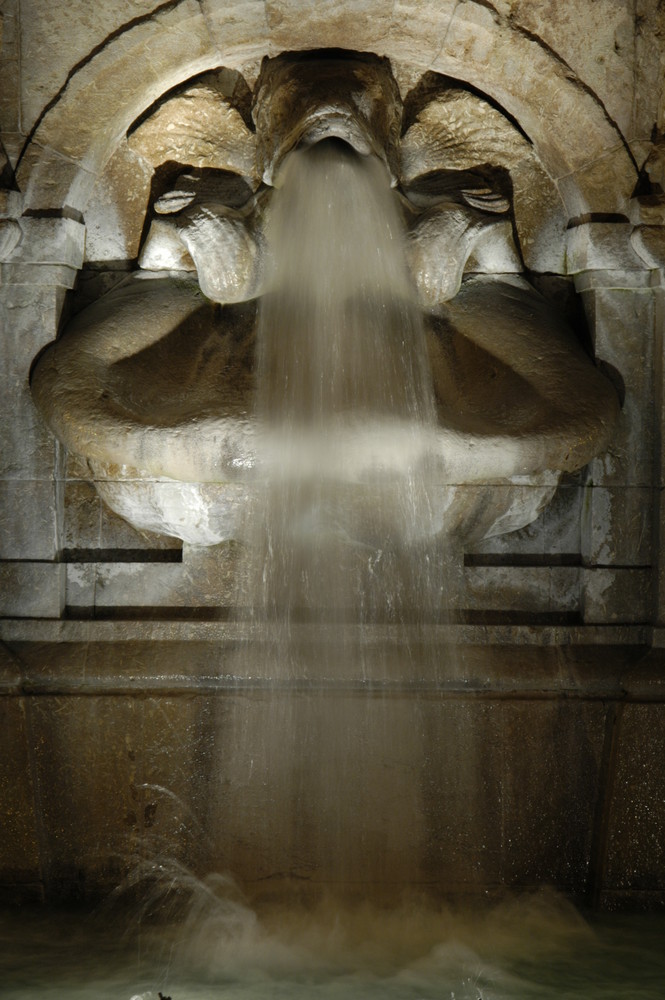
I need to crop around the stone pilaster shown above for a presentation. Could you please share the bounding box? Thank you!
[569,220,657,624]
[0,213,84,617]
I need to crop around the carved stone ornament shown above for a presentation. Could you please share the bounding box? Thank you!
[31,51,620,547]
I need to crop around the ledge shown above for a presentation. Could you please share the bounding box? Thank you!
[0,620,659,699]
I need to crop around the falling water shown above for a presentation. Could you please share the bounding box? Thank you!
[220,137,457,893]
[242,137,449,667]
[4,134,663,1000]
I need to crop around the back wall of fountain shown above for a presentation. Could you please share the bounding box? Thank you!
[1,0,665,911]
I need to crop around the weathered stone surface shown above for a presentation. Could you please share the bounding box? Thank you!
[465,566,580,615]
[389,1,457,68]
[501,700,605,887]
[14,142,97,214]
[581,485,653,568]
[264,0,393,55]
[0,563,64,618]
[511,156,567,274]
[434,1,636,214]
[632,1,665,149]
[19,1,216,212]
[567,222,645,274]
[604,702,665,895]
[11,217,85,268]
[28,694,144,893]
[84,142,153,263]
[580,288,655,488]
[581,567,652,624]
[0,283,67,479]
[556,146,637,217]
[469,481,582,559]
[0,698,42,890]
[17,0,162,134]
[505,0,636,139]
[128,70,257,183]
[0,1,21,153]
[199,0,267,64]
[0,480,58,560]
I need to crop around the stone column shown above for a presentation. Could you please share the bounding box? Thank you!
[0,209,85,618]
[569,219,657,624]
[628,199,665,628]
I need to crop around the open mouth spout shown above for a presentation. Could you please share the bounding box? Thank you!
[251,51,402,186]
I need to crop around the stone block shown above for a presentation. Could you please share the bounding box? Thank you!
[139,694,212,869]
[201,0,266,63]
[32,2,214,172]
[581,485,653,568]
[500,700,605,888]
[14,142,97,215]
[604,703,665,895]
[417,698,504,887]
[82,563,190,610]
[656,490,665,626]
[0,261,78,288]
[0,643,21,692]
[508,0,635,139]
[580,567,652,624]
[632,1,665,144]
[566,222,644,274]
[62,480,102,551]
[512,155,567,274]
[388,1,457,68]
[0,698,42,888]
[201,691,451,887]
[28,694,144,895]
[0,386,56,480]
[0,562,64,618]
[0,4,20,141]
[464,566,579,616]
[99,501,182,554]
[579,287,656,488]
[64,563,96,612]
[0,480,59,560]
[83,142,154,264]
[468,482,582,559]
[11,217,85,268]
[556,146,636,218]
[17,0,193,135]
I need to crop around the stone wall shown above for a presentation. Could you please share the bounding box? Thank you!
[2,1,665,906]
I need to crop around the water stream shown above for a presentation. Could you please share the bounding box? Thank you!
[6,142,660,999]
[241,138,450,653]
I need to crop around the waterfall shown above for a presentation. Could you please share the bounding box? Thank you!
[240,138,449,674]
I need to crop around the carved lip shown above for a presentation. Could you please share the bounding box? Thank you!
[267,109,393,185]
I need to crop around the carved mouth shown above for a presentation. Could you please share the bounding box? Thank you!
[268,109,395,185]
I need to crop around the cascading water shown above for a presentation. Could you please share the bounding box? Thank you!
[6,92,665,1000]
[219,137,456,893]
[242,137,450,667]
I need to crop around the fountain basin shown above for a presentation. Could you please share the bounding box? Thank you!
[30,271,619,546]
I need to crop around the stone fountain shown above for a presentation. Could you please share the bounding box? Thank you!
[30,51,619,552]
[4,20,664,912]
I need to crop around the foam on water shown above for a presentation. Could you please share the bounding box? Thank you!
[2,891,665,1000]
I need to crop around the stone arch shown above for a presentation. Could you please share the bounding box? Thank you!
[15,0,636,218]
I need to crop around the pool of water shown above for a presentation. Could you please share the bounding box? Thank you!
[2,889,664,999]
